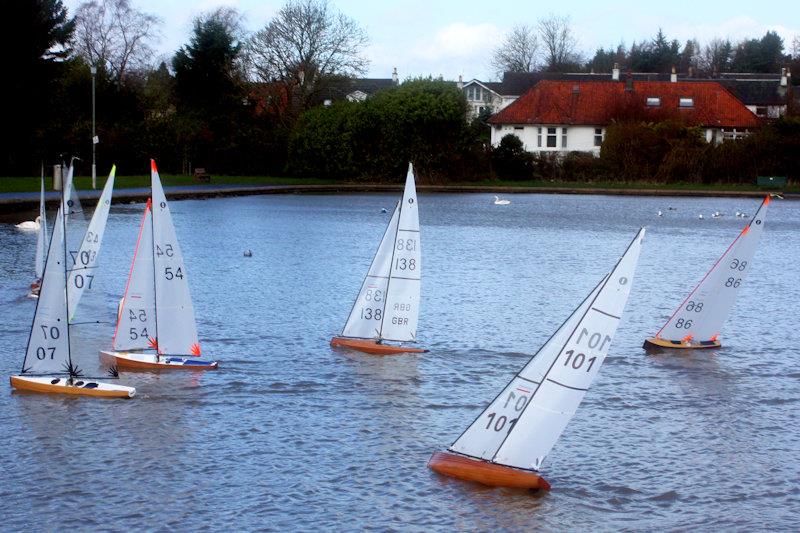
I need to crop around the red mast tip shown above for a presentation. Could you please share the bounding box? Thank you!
[150,159,157,172]
[764,195,770,205]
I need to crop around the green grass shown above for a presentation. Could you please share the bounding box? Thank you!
[0,174,795,194]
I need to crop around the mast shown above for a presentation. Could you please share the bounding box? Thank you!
[61,178,74,375]
[378,192,405,340]
[149,163,160,356]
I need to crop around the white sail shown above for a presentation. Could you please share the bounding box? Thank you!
[113,200,157,352]
[341,202,399,339]
[451,228,646,471]
[656,197,769,343]
[67,166,115,318]
[151,161,200,355]
[34,173,48,280]
[63,163,83,216]
[22,205,70,375]
[379,164,421,342]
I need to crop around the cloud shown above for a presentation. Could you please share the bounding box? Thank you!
[411,22,502,62]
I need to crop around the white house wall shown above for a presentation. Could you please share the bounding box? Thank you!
[490,124,602,155]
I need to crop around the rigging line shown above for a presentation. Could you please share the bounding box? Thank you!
[390,276,420,281]
[339,200,400,336]
[66,266,99,272]
[70,320,116,326]
[150,177,160,356]
[491,228,642,464]
[448,273,608,452]
[655,221,748,337]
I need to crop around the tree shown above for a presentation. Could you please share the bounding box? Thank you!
[2,0,75,174]
[537,14,581,72]
[73,0,160,82]
[172,8,247,170]
[248,0,369,115]
[587,44,626,73]
[698,38,733,75]
[490,25,538,77]
[732,31,785,73]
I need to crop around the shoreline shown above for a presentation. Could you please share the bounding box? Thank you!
[0,183,792,214]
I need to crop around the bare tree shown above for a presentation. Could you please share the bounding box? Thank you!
[247,0,369,111]
[537,14,580,72]
[698,38,732,75]
[792,35,800,58]
[74,0,160,81]
[490,25,538,78]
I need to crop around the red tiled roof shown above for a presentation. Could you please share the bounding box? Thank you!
[488,80,760,128]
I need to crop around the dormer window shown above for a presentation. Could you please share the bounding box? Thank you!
[679,97,694,108]
[646,97,661,107]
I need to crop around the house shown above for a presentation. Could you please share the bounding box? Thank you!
[470,66,795,122]
[320,68,399,106]
[488,78,761,154]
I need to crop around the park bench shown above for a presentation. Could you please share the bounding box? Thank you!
[194,167,211,182]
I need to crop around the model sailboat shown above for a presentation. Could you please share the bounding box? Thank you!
[429,228,645,489]
[28,170,48,298]
[331,163,426,355]
[643,196,769,350]
[100,160,218,370]
[10,187,136,398]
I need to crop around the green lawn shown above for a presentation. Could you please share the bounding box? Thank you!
[0,174,795,194]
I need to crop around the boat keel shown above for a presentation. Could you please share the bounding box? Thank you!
[428,450,551,490]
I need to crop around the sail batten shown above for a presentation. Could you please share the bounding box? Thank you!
[450,229,645,472]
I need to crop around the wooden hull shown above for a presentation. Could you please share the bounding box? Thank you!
[100,350,219,370]
[330,336,427,355]
[428,451,551,490]
[643,337,721,351]
[10,375,135,398]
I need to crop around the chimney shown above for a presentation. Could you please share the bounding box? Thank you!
[457,74,463,90]
[780,67,787,87]
[688,66,694,78]
[670,66,677,83]
[392,67,399,85]
[612,63,620,81]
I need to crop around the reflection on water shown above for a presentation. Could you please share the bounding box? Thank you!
[1,193,798,530]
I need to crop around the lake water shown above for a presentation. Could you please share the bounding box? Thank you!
[1,192,798,531]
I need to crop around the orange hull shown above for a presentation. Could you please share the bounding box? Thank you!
[643,337,721,351]
[101,351,219,370]
[330,336,427,355]
[10,376,135,398]
[428,451,551,490]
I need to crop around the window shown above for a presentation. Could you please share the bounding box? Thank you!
[537,127,542,147]
[755,106,768,116]
[679,97,694,108]
[646,97,661,107]
[594,128,604,147]
[561,128,567,148]
[547,127,557,148]
[514,126,523,130]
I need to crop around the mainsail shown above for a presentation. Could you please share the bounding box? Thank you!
[341,164,421,342]
[67,166,116,318]
[655,196,769,343]
[151,161,200,355]
[34,173,48,280]
[113,200,157,352]
[450,228,645,472]
[21,204,71,375]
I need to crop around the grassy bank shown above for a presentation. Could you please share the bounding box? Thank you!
[0,175,795,194]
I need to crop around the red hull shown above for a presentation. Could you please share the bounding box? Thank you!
[428,451,550,490]
[330,336,427,355]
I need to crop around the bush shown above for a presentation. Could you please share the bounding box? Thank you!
[491,134,534,180]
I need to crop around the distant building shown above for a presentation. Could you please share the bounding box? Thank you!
[320,68,400,106]
[488,79,761,155]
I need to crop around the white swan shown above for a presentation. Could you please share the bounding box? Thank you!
[15,216,41,231]
[657,210,663,217]
[698,214,704,219]
[493,195,511,205]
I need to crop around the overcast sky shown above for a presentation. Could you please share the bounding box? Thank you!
[63,0,799,81]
